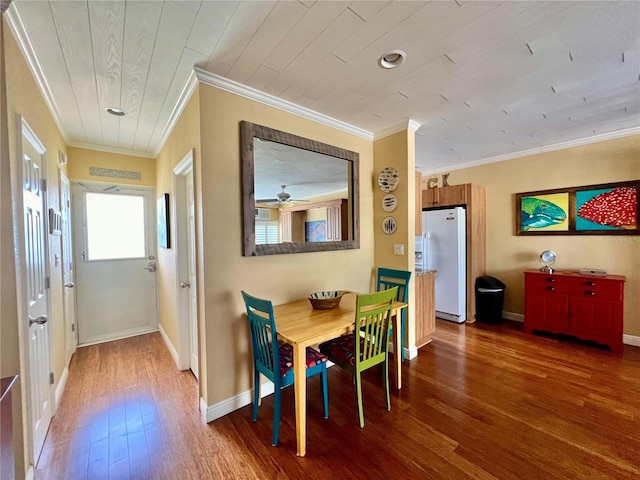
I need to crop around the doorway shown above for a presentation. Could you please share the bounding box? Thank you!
[174,150,199,379]
[71,183,158,345]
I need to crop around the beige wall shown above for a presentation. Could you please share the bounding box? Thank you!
[67,146,156,187]
[153,88,201,388]
[195,84,374,406]
[373,129,417,349]
[446,135,640,336]
[3,18,69,476]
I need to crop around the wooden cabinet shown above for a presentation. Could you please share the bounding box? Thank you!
[524,271,625,352]
[279,210,304,242]
[326,200,348,241]
[415,272,436,347]
[281,198,347,243]
[420,183,486,322]
[422,184,467,207]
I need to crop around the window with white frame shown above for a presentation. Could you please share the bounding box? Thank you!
[255,220,279,244]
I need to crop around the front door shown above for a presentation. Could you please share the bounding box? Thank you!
[20,118,53,462]
[72,184,158,345]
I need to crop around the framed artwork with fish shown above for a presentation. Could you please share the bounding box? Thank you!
[516,180,639,236]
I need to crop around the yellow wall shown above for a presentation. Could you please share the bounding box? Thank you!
[446,135,640,336]
[3,18,69,476]
[373,129,417,349]
[195,83,374,406]
[153,88,201,388]
[67,147,156,187]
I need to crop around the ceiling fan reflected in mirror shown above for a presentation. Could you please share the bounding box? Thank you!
[540,250,557,273]
[256,185,310,205]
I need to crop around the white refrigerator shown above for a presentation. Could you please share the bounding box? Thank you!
[417,207,466,323]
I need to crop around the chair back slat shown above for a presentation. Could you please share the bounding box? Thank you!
[377,267,411,303]
[355,287,397,363]
[241,291,278,377]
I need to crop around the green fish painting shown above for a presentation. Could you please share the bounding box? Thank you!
[521,197,567,231]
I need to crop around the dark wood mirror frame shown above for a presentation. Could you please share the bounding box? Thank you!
[241,121,360,256]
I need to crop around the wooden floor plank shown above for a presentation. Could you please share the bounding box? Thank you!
[35,321,640,479]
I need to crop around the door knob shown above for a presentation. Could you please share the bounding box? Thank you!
[65,282,74,288]
[144,262,157,272]
[180,281,191,288]
[29,315,48,326]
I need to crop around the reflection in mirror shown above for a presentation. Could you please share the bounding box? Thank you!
[241,121,359,256]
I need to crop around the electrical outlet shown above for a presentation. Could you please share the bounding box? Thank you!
[394,244,404,255]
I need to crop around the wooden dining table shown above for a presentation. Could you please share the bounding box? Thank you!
[273,291,407,457]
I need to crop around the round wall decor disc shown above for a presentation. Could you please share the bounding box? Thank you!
[382,216,397,234]
[382,193,397,212]
[378,167,399,192]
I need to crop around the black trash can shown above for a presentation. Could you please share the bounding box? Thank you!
[475,276,506,324]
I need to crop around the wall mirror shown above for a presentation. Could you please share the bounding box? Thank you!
[241,121,360,256]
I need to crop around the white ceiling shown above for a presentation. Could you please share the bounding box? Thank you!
[6,0,640,174]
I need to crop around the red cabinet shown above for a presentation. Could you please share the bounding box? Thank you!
[524,270,625,352]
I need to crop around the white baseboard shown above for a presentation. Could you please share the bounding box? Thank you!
[78,326,158,347]
[406,346,418,360]
[54,366,69,411]
[158,323,182,369]
[200,382,276,424]
[503,311,524,322]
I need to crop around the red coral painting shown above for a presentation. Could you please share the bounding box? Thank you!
[576,186,637,230]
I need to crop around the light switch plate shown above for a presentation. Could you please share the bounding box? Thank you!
[394,244,404,255]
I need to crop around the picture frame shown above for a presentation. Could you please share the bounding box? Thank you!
[305,220,326,242]
[158,193,171,248]
[516,180,639,235]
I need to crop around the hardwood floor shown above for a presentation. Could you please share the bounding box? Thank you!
[36,320,640,479]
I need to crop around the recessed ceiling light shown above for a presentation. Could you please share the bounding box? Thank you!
[106,107,126,116]
[379,50,406,69]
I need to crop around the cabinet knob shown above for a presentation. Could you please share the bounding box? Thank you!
[546,286,555,291]
[585,281,595,286]
[585,290,595,296]
[546,278,555,282]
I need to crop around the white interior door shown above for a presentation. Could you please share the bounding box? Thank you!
[186,170,198,379]
[72,184,158,345]
[20,119,53,462]
[174,151,198,378]
[60,171,77,363]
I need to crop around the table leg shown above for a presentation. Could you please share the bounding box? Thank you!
[293,342,307,456]
[393,311,402,389]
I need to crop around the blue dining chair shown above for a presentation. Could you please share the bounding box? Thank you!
[377,268,412,361]
[241,291,329,446]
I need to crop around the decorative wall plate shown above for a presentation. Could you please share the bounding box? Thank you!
[378,167,399,192]
[382,216,397,234]
[382,193,397,212]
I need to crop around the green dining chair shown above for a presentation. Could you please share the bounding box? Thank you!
[241,291,329,446]
[319,287,398,428]
[377,268,412,361]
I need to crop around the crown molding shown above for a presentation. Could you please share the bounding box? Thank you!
[152,69,199,157]
[419,126,640,175]
[194,67,373,141]
[374,119,422,140]
[67,141,155,159]
[5,5,70,145]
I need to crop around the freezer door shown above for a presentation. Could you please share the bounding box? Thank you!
[425,208,466,321]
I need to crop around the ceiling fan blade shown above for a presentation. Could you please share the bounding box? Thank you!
[256,198,278,203]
